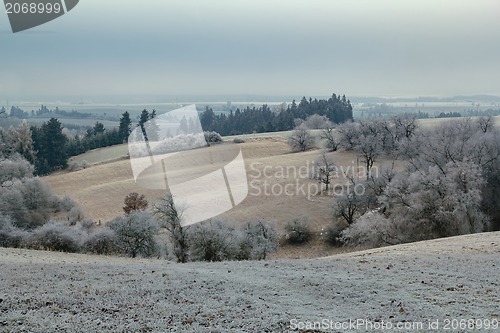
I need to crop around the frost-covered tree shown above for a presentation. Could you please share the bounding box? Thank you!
[288,123,315,152]
[240,220,278,260]
[109,211,159,258]
[341,161,490,247]
[187,220,242,262]
[320,126,339,152]
[311,152,337,192]
[151,194,189,263]
[12,120,36,164]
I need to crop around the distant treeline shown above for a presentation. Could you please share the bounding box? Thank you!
[3,105,119,121]
[200,93,353,136]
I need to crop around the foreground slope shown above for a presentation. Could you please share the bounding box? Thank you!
[1,232,498,332]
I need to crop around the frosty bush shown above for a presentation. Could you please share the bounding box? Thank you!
[188,220,242,262]
[0,213,28,248]
[0,155,34,184]
[68,206,85,225]
[239,220,278,260]
[83,227,119,255]
[204,131,223,144]
[54,195,79,213]
[321,223,347,246]
[109,211,160,258]
[284,218,312,244]
[233,137,245,144]
[339,211,396,248]
[26,222,85,253]
[0,177,58,230]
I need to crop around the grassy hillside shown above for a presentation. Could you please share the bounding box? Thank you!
[0,232,498,332]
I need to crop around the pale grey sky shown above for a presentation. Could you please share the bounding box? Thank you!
[1,0,499,102]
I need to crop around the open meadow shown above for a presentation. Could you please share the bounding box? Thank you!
[0,232,498,332]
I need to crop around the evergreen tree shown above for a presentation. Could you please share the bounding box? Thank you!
[32,118,67,174]
[118,111,132,143]
[138,109,150,141]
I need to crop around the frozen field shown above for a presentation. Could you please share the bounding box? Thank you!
[0,232,498,332]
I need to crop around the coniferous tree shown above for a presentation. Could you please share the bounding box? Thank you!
[118,111,132,143]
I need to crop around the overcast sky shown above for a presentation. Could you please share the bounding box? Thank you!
[1,0,499,102]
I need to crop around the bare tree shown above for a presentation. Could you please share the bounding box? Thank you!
[320,126,339,152]
[333,178,369,226]
[477,115,495,133]
[151,194,189,263]
[355,134,381,179]
[288,123,315,152]
[311,152,337,192]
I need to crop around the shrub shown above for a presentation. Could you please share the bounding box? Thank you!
[123,192,148,214]
[109,211,160,258]
[0,177,57,230]
[68,206,85,225]
[26,222,85,253]
[321,223,347,246]
[68,161,82,171]
[0,213,28,248]
[204,131,223,145]
[54,195,79,213]
[232,137,245,144]
[83,227,118,255]
[338,211,396,248]
[188,220,242,262]
[284,218,312,244]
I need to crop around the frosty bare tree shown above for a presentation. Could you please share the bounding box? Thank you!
[288,123,315,152]
[151,193,189,263]
[311,152,337,192]
[320,126,339,152]
[240,220,278,260]
[477,115,495,133]
[333,177,369,226]
[337,121,358,150]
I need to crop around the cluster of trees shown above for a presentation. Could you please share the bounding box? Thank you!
[318,115,500,247]
[0,110,139,175]
[0,150,86,249]
[200,93,353,136]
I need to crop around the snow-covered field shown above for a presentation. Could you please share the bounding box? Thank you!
[1,232,499,332]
